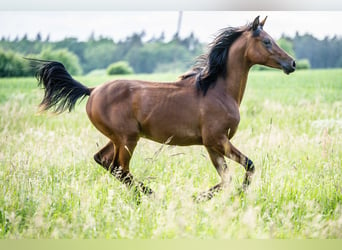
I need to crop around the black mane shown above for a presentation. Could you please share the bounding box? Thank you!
[181,25,250,95]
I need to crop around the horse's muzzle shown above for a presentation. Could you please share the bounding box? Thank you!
[281,60,296,74]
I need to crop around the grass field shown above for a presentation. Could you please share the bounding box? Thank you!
[0,69,341,238]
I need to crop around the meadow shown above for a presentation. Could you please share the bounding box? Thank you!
[0,69,341,239]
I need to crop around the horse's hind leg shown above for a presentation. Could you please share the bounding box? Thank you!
[94,140,116,170]
[112,139,153,195]
[95,137,153,196]
[110,140,136,187]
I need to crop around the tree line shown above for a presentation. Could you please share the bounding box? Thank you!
[291,32,342,68]
[0,31,341,77]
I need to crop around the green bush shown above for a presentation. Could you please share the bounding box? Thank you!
[0,49,31,77]
[107,61,134,75]
[38,48,83,75]
[296,59,311,70]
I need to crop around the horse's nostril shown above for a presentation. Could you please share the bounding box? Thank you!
[292,60,296,68]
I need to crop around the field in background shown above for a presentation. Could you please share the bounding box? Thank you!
[0,69,341,238]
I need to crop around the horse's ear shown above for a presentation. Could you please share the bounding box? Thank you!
[260,16,268,27]
[252,16,260,31]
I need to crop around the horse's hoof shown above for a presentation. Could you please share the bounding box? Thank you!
[193,191,214,203]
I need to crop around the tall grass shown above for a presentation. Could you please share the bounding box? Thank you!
[0,69,341,238]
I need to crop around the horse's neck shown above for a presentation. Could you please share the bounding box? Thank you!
[223,41,251,106]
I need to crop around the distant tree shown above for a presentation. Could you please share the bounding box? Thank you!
[181,32,200,51]
[277,37,295,58]
[125,40,198,73]
[35,33,42,42]
[22,34,28,41]
[157,32,165,42]
[2,28,341,75]
[82,38,117,73]
[293,33,342,68]
[38,48,83,75]
[54,37,86,70]
[126,46,157,73]
[0,49,31,77]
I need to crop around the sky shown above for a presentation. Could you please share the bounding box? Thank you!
[1,11,342,43]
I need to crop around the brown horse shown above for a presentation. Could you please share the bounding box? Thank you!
[29,16,295,201]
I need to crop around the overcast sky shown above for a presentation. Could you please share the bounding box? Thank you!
[1,11,341,42]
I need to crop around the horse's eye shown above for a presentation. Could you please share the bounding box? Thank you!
[263,38,272,47]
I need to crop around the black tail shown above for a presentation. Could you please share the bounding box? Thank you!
[27,59,90,113]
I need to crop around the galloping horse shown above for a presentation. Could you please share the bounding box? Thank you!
[29,16,295,201]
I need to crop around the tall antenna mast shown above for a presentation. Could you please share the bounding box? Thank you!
[175,11,183,39]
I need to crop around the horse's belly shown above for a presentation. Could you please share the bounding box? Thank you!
[139,124,202,146]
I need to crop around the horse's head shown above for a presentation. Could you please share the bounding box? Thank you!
[245,16,296,74]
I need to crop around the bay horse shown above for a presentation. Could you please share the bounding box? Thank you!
[28,16,295,201]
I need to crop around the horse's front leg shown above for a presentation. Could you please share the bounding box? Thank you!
[224,140,255,191]
[197,135,255,201]
[194,147,231,202]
